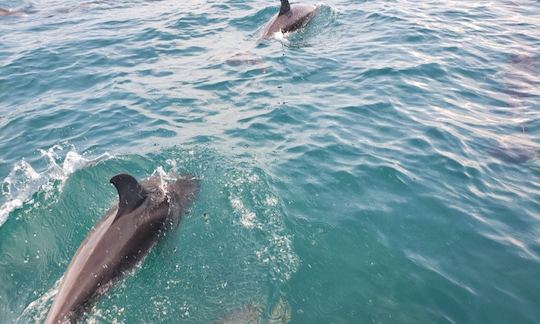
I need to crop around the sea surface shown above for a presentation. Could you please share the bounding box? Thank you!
[0,0,539,323]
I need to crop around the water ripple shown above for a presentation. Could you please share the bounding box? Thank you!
[0,0,539,322]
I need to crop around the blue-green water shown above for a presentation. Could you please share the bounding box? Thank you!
[1,0,539,323]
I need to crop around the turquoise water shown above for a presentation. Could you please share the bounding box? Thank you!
[1,0,539,322]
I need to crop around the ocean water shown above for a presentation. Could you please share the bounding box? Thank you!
[0,0,539,323]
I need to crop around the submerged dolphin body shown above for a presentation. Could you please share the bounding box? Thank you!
[45,173,199,324]
[261,0,318,38]
[0,8,13,16]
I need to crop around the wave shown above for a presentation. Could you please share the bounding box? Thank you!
[0,144,110,226]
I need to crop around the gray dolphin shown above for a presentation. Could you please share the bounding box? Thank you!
[0,8,12,16]
[45,173,199,324]
[260,0,318,38]
[0,7,30,16]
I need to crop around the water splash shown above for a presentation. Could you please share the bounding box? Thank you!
[226,169,300,283]
[163,149,299,284]
[151,165,169,194]
[18,277,62,324]
[0,145,110,226]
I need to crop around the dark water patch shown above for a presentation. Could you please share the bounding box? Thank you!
[488,145,538,164]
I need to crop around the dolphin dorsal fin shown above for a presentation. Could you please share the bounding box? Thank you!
[110,174,147,219]
[279,0,291,16]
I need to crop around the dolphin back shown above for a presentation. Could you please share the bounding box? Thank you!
[261,1,318,38]
[166,176,199,227]
[45,174,199,323]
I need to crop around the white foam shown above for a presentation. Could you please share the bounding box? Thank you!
[231,197,258,229]
[265,195,278,207]
[18,276,62,323]
[273,31,285,40]
[228,171,299,283]
[0,145,110,226]
[152,166,169,194]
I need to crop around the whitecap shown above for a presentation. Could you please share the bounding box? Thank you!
[0,144,111,226]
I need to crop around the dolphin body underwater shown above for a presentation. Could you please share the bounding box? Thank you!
[260,0,318,38]
[0,8,13,16]
[45,173,199,323]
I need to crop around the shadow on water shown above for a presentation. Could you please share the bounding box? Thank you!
[487,145,538,164]
[489,52,539,164]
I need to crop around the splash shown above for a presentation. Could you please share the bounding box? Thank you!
[227,169,300,283]
[18,277,62,324]
[163,147,299,281]
[273,30,286,40]
[151,166,169,194]
[231,197,258,229]
[0,145,110,226]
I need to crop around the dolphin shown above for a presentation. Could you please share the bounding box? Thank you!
[45,173,199,324]
[488,145,539,164]
[0,8,12,16]
[260,0,318,38]
[0,7,30,16]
